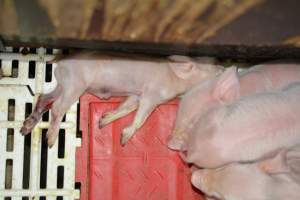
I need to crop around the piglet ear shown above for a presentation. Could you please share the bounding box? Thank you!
[258,150,290,175]
[169,60,198,79]
[212,66,240,104]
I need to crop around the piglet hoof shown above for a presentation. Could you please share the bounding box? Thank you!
[47,134,56,148]
[120,128,134,146]
[46,128,58,148]
[20,116,37,135]
[47,140,55,148]
[99,119,109,129]
[120,134,130,146]
[99,112,114,128]
[20,126,31,136]
[102,111,113,118]
[99,121,105,129]
[99,120,110,129]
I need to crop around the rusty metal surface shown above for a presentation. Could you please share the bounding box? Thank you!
[0,0,300,57]
[206,0,300,45]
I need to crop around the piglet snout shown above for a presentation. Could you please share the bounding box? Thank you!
[191,170,210,192]
[167,129,188,151]
[167,136,186,151]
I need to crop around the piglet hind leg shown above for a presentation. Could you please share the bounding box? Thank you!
[99,95,139,128]
[20,86,61,135]
[120,96,161,146]
[46,88,84,147]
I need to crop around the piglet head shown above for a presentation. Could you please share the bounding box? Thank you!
[168,80,213,151]
[168,55,224,86]
[168,66,240,151]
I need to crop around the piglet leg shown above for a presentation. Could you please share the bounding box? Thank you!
[120,96,160,145]
[99,95,139,128]
[20,86,61,135]
[46,87,84,147]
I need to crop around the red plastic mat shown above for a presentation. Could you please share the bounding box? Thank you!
[76,94,204,200]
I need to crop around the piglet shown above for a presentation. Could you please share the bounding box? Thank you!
[183,76,300,168]
[191,149,300,200]
[168,62,300,150]
[20,52,223,147]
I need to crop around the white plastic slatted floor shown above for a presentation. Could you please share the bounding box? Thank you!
[0,47,80,200]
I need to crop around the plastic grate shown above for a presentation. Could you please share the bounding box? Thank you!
[0,47,80,200]
[79,95,204,200]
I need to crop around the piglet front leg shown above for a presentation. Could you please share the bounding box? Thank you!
[99,95,139,128]
[120,95,162,145]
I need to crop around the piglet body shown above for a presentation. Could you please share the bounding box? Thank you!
[185,81,300,168]
[168,62,300,150]
[20,52,222,147]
